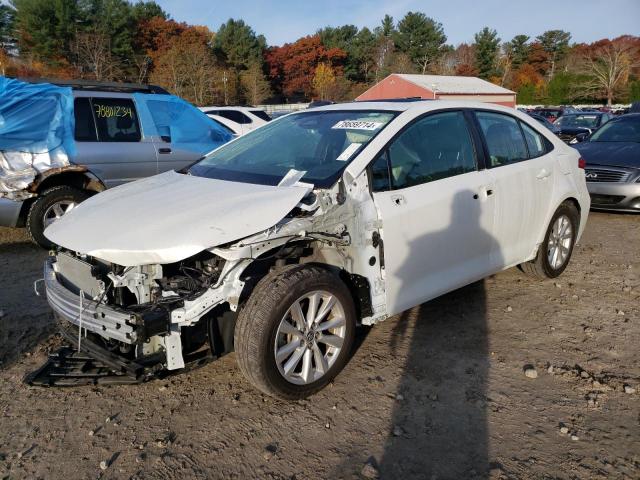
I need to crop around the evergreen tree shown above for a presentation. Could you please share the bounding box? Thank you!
[214,18,265,70]
[394,12,446,74]
[473,27,500,79]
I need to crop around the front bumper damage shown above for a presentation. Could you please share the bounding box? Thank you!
[27,254,233,386]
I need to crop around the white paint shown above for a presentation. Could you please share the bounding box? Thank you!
[44,170,309,266]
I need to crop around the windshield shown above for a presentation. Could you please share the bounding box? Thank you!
[589,118,640,143]
[556,114,600,128]
[189,110,397,187]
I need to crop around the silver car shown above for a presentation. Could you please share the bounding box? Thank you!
[573,114,640,212]
[0,80,231,247]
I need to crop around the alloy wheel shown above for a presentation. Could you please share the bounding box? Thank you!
[274,290,347,385]
[547,214,573,270]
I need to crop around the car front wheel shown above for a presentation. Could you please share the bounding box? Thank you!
[520,201,579,279]
[234,265,356,400]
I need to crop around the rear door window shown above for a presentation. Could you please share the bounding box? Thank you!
[250,110,271,121]
[218,110,252,124]
[475,111,528,167]
[520,121,547,158]
[74,97,98,141]
[91,98,141,142]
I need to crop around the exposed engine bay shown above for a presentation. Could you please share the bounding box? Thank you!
[30,171,387,385]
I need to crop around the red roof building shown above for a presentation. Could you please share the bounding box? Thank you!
[356,74,517,107]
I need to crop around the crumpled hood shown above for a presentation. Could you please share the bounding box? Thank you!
[45,170,310,266]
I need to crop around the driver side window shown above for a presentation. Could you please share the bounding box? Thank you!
[377,111,477,190]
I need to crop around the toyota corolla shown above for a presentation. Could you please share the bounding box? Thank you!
[39,101,590,399]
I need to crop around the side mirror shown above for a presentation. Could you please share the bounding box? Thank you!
[571,132,588,144]
[158,125,171,143]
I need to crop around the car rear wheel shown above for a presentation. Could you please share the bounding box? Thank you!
[520,201,579,279]
[234,265,356,400]
[26,186,89,249]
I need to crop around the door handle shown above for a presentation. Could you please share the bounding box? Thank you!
[391,194,406,206]
[536,168,551,180]
[158,148,172,154]
[473,188,494,200]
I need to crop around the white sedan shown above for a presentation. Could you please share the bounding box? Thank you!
[42,100,590,399]
[198,106,271,135]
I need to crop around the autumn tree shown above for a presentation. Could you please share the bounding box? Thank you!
[577,36,640,105]
[266,35,346,100]
[72,32,121,80]
[312,63,336,100]
[474,27,500,79]
[149,27,219,105]
[394,12,446,74]
[240,61,272,104]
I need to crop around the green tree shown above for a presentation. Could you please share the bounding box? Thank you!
[0,4,16,50]
[536,29,571,79]
[381,14,394,37]
[394,12,446,74]
[474,27,500,79]
[11,0,78,62]
[131,0,166,21]
[629,79,640,102]
[214,18,265,70]
[506,34,530,69]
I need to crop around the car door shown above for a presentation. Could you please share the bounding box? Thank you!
[473,111,555,268]
[74,96,158,188]
[370,110,497,316]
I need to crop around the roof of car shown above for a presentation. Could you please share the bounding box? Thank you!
[199,106,264,111]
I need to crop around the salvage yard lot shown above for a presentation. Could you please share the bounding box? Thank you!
[0,212,639,479]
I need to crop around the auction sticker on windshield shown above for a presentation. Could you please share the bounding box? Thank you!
[332,120,382,130]
[336,142,362,161]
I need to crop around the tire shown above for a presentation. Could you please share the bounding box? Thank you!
[520,201,579,279]
[26,186,89,249]
[235,264,356,400]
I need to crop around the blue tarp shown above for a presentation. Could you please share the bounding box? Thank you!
[0,76,75,156]
[0,77,75,196]
[134,93,233,152]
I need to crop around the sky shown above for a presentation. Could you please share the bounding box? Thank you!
[156,0,640,46]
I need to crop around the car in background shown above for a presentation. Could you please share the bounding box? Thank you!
[199,106,271,135]
[41,100,590,398]
[0,79,233,248]
[528,113,561,135]
[534,106,578,123]
[554,112,613,143]
[573,114,640,212]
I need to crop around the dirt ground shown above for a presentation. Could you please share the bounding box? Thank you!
[0,211,638,480]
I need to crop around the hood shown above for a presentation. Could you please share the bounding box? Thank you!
[574,141,640,168]
[558,126,592,135]
[45,170,310,266]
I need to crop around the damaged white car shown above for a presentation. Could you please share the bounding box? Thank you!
[38,101,590,399]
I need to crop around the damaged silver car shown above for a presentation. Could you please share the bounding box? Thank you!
[38,101,590,399]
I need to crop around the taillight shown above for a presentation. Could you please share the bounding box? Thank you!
[578,157,586,169]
